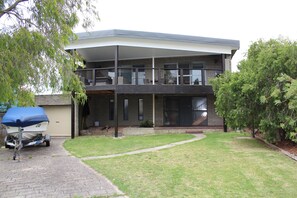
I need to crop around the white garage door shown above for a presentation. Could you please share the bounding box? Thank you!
[43,105,71,137]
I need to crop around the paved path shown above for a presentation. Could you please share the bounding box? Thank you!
[82,133,206,161]
[0,134,205,197]
[0,138,126,198]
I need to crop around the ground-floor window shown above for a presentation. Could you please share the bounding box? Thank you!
[138,98,144,121]
[109,99,114,120]
[123,98,129,120]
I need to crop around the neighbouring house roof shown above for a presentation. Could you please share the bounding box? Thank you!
[66,29,240,62]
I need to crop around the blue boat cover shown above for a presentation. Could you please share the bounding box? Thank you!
[1,107,49,127]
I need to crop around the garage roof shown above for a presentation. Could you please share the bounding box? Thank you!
[35,95,71,106]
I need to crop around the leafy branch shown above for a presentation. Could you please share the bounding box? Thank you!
[0,0,28,18]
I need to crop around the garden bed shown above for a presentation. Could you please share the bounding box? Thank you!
[275,140,297,156]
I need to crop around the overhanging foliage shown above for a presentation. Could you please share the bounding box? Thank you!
[211,38,297,143]
[0,0,99,105]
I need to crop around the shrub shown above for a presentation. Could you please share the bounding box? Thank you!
[140,120,154,128]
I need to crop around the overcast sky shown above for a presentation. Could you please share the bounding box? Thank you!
[76,0,297,71]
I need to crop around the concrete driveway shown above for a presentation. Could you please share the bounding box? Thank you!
[0,138,125,198]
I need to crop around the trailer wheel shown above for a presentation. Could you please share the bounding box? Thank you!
[5,144,13,149]
[45,141,50,147]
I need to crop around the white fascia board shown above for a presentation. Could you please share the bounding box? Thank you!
[66,37,235,55]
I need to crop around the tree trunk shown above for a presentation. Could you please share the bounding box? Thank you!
[251,117,255,138]
[277,128,286,141]
[252,129,255,138]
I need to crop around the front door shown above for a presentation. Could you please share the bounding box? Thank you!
[164,97,180,126]
[180,97,192,126]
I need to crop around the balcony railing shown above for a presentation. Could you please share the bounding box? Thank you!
[76,67,222,86]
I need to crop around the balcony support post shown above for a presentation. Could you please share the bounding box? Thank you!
[222,54,226,72]
[180,69,184,85]
[152,94,155,127]
[152,57,155,85]
[92,68,96,86]
[135,68,138,85]
[114,45,119,137]
[158,68,161,85]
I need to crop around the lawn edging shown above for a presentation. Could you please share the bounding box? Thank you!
[255,136,297,161]
[81,133,206,161]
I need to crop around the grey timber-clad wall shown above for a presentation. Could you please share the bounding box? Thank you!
[87,94,153,127]
[86,55,223,70]
[86,94,112,127]
[155,95,164,126]
[207,94,223,125]
[154,55,222,69]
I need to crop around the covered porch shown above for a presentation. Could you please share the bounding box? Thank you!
[78,92,223,136]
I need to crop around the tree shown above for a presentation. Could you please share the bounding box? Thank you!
[0,0,99,105]
[211,38,297,143]
[211,71,261,137]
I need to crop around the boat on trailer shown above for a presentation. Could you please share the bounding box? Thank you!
[1,107,50,160]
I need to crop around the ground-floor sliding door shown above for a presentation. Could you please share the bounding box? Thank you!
[163,96,208,126]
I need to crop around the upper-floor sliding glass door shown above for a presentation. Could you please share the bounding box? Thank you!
[132,65,145,85]
[118,67,132,84]
[191,63,203,85]
[164,63,178,84]
[178,63,203,85]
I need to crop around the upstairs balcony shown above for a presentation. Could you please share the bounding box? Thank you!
[67,29,239,95]
[76,67,222,94]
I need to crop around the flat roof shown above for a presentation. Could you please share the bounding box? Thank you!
[67,29,240,61]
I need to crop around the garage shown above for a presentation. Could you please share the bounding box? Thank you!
[35,95,72,137]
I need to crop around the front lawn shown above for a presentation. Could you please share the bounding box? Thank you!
[85,132,297,198]
[64,133,194,158]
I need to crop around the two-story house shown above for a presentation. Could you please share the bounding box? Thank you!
[66,29,239,136]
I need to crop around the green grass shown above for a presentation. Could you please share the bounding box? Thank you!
[84,132,297,198]
[64,133,194,158]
